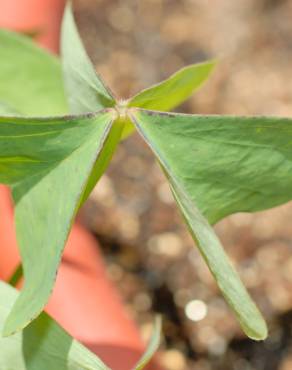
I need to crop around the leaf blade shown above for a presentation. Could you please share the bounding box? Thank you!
[61,3,115,114]
[61,3,120,205]
[133,316,161,370]
[133,110,292,224]
[0,281,110,370]
[128,60,216,112]
[0,110,116,336]
[169,180,267,339]
[0,29,67,116]
[130,109,272,340]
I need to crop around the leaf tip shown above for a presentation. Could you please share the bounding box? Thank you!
[2,320,16,338]
[2,313,26,337]
[242,315,268,341]
[2,301,42,338]
[203,58,218,75]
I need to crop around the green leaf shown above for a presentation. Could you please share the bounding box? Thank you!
[0,281,110,370]
[61,3,120,206]
[133,316,161,370]
[123,60,216,139]
[61,3,115,114]
[0,100,20,116]
[130,109,272,340]
[128,60,216,112]
[0,109,116,336]
[0,29,67,116]
[132,110,292,225]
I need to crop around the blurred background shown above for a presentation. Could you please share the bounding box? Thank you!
[71,0,292,369]
[3,0,292,369]
[74,0,292,369]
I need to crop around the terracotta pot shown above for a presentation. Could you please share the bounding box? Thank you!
[0,186,160,369]
[0,0,65,53]
[0,1,162,368]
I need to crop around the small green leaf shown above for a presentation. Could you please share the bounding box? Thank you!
[61,3,115,114]
[0,29,67,116]
[133,317,162,370]
[123,60,216,139]
[128,60,216,111]
[131,109,270,340]
[0,109,116,336]
[0,281,110,370]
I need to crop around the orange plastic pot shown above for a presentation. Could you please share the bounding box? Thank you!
[0,1,161,368]
[0,187,160,369]
[0,0,65,53]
